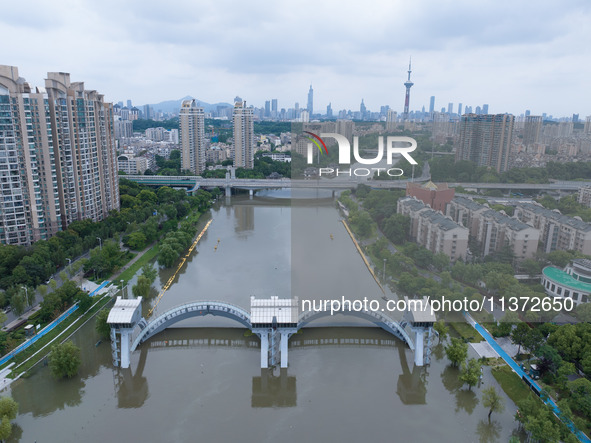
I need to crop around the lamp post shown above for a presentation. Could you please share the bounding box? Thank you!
[120,280,126,298]
[383,258,387,282]
[96,237,102,251]
[66,258,72,275]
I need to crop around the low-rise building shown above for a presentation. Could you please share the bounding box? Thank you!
[447,197,540,259]
[514,203,591,255]
[261,152,291,162]
[541,259,591,306]
[406,181,454,213]
[397,197,469,261]
[118,154,149,175]
[446,196,489,236]
[475,209,539,259]
[578,186,591,208]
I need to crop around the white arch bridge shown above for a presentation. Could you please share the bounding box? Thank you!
[107,296,435,370]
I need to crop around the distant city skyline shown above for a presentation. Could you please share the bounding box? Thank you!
[2,0,590,117]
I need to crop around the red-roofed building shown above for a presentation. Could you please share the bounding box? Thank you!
[406,181,455,213]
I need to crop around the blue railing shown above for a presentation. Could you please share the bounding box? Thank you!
[467,314,590,443]
[0,281,111,367]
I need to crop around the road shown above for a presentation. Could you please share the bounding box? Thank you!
[1,251,90,329]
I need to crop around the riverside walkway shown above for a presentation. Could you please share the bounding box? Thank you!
[465,313,591,443]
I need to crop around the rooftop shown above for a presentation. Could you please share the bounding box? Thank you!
[573,258,591,270]
[452,196,487,211]
[543,267,591,293]
[481,209,533,232]
[518,203,591,232]
[107,297,142,324]
[250,296,298,324]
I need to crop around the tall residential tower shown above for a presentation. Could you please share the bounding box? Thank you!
[232,98,254,169]
[456,113,514,173]
[179,99,206,174]
[0,65,119,245]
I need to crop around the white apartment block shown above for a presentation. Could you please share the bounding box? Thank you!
[514,203,591,255]
[578,186,591,208]
[397,197,469,261]
[118,154,148,175]
[447,197,540,259]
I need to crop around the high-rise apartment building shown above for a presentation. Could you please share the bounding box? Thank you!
[456,113,514,173]
[179,99,206,174]
[0,65,119,245]
[523,115,542,146]
[386,110,398,132]
[307,85,313,116]
[232,98,254,169]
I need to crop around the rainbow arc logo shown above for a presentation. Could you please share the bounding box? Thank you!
[303,131,328,155]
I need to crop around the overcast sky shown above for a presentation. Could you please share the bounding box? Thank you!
[2,0,590,117]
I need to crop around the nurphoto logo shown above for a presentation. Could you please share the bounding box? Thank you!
[304,132,418,177]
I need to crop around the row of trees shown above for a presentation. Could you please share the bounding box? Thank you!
[430,157,591,184]
[501,320,591,435]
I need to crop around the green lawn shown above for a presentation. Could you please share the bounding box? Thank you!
[491,364,534,406]
[450,321,483,343]
[116,244,160,284]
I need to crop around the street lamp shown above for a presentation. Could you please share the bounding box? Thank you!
[96,237,102,251]
[120,280,126,298]
[383,258,387,282]
[66,258,72,275]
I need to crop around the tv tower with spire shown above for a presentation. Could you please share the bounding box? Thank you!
[403,57,414,120]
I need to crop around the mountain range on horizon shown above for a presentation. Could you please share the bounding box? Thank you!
[140,96,233,115]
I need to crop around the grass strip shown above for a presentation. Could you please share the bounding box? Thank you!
[2,295,112,376]
[117,244,160,284]
[491,364,533,406]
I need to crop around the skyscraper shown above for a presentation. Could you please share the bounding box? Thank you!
[360,99,367,118]
[482,104,489,114]
[456,114,515,173]
[326,102,333,118]
[448,103,453,114]
[232,98,254,169]
[271,99,278,117]
[264,100,270,117]
[523,115,543,146]
[0,65,119,245]
[307,85,313,116]
[403,58,414,120]
[429,96,435,114]
[179,99,206,174]
[458,103,462,116]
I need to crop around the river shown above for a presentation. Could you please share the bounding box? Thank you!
[6,190,523,442]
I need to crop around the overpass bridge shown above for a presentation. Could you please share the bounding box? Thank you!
[107,296,436,370]
[121,174,591,193]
